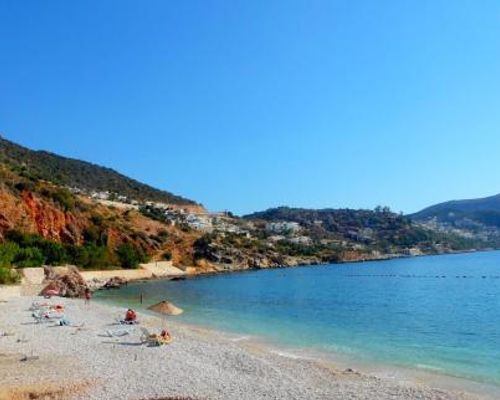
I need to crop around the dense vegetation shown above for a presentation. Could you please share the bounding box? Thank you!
[0,230,149,284]
[0,136,197,205]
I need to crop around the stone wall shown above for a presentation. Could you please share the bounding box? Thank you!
[19,268,45,285]
[79,269,153,282]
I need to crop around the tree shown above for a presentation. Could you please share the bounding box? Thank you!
[116,243,146,269]
[73,244,113,270]
[39,241,68,265]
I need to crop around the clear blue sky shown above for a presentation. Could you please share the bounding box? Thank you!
[1,1,499,215]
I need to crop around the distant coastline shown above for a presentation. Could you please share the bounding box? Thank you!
[92,246,492,287]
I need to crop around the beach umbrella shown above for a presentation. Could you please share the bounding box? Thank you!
[147,301,183,341]
[147,300,183,316]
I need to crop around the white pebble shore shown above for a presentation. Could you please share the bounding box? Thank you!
[0,296,491,400]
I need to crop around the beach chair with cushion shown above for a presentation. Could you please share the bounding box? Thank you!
[32,309,65,323]
[140,327,173,346]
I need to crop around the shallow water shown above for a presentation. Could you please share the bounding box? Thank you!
[95,251,500,385]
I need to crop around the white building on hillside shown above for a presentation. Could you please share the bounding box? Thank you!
[265,221,301,234]
[185,214,213,231]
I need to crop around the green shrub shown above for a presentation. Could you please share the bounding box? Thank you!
[116,243,147,269]
[47,188,76,211]
[14,181,35,192]
[5,230,45,248]
[90,214,104,226]
[0,242,20,268]
[4,230,68,266]
[83,226,108,246]
[73,244,114,270]
[157,229,169,239]
[14,247,46,268]
[38,241,68,265]
[0,266,20,284]
[162,251,172,261]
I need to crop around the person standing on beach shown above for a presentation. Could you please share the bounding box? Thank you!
[84,288,92,305]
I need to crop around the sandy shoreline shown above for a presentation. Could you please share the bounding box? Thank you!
[0,296,497,400]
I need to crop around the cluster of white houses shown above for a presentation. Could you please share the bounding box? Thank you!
[265,221,301,234]
[83,190,317,244]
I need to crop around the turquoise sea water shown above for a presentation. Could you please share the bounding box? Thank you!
[95,251,500,385]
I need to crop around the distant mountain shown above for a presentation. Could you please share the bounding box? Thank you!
[411,194,500,229]
[0,136,197,206]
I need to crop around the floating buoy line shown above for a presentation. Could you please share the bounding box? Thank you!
[345,274,500,279]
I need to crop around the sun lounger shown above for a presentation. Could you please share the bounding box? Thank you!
[57,318,84,327]
[32,310,64,318]
[139,327,152,340]
[140,327,173,346]
[105,328,131,337]
[32,310,65,323]
[118,319,139,325]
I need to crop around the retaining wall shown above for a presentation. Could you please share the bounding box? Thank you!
[80,269,153,282]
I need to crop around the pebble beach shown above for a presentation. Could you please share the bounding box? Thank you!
[0,296,493,400]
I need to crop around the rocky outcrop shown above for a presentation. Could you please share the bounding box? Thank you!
[103,276,127,289]
[22,191,82,243]
[0,188,84,244]
[41,266,89,298]
[193,237,324,271]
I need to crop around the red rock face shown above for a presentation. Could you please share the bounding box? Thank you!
[0,186,193,260]
[0,189,31,238]
[6,190,84,244]
[23,191,84,244]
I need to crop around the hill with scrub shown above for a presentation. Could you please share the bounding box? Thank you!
[243,206,485,252]
[0,136,205,284]
[0,162,203,283]
[0,136,197,206]
[410,194,500,244]
[411,194,500,227]
[0,137,495,285]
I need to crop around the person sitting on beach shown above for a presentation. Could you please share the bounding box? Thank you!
[124,309,137,322]
[160,329,171,340]
[53,304,64,312]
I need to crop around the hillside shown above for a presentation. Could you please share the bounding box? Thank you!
[0,163,205,283]
[243,206,485,252]
[410,194,500,245]
[0,136,197,206]
[0,136,496,285]
[411,194,500,227]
